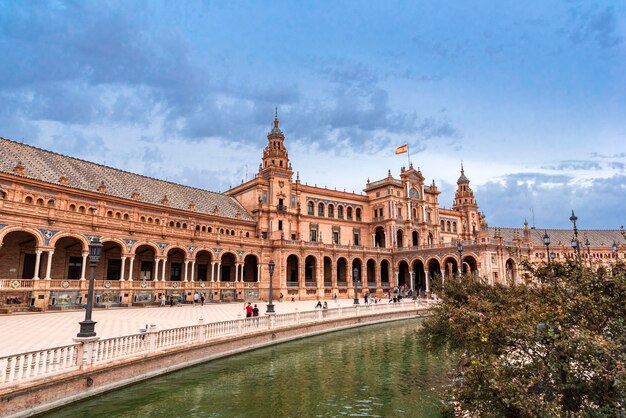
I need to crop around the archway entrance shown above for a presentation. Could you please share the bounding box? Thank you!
[286,255,299,286]
[398,261,409,288]
[305,255,317,286]
[221,253,236,282]
[336,258,347,285]
[243,255,258,282]
[374,227,386,248]
[412,260,426,293]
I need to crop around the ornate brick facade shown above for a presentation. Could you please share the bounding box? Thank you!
[0,116,624,311]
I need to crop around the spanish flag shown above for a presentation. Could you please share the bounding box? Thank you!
[395,144,408,154]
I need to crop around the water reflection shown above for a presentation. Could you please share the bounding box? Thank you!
[42,319,450,417]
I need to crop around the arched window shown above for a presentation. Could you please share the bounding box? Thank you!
[356,208,362,221]
[36,198,44,206]
[78,206,86,213]
[208,227,213,233]
[115,212,121,219]
[318,203,324,217]
[347,207,353,220]
[107,210,113,217]
[337,206,344,219]
[69,203,76,211]
[328,204,334,218]
[182,223,187,229]
[176,222,181,228]
[412,208,417,219]
[440,220,445,230]
[201,226,206,232]
[446,221,451,231]
[155,219,160,225]
[452,222,457,232]
[169,221,175,227]
[148,217,153,224]
[140,216,146,222]
[307,201,314,215]
[231,230,235,236]
[245,232,250,237]
[25,196,33,204]
[123,213,129,220]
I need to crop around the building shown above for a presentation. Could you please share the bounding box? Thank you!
[0,115,624,311]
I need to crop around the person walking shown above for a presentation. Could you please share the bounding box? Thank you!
[193,292,199,305]
[245,302,253,318]
[200,294,205,306]
[252,304,259,317]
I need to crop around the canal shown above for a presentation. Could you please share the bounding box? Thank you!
[42,318,451,417]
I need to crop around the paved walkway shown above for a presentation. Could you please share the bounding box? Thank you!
[0,299,361,357]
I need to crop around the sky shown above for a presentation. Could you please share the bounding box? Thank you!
[0,0,624,229]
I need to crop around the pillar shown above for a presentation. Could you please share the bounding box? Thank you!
[161,259,166,281]
[217,262,222,282]
[184,260,189,282]
[210,262,216,282]
[33,250,42,280]
[120,256,127,281]
[153,258,160,281]
[127,257,134,281]
[44,250,54,280]
[80,252,88,280]
[190,261,195,282]
[425,270,430,293]
[257,265,261,282]
[235,263,240,282]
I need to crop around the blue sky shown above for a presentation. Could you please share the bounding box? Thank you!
[1,1,624,229]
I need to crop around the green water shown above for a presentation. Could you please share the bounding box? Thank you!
[43,319,451,417]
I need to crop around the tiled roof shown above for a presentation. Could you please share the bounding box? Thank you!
[0,137,254,222]
[490,227,625,247]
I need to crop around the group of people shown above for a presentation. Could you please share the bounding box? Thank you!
[244,302,260,317]
[314,300,329,309]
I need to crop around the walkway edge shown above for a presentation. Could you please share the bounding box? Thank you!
[1,308,428,418]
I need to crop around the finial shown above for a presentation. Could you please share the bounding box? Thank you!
[461,161,464,175]
[273,107,279,128]
[388,169,391,177]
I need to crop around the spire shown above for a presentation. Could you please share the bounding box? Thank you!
[274,107,279,129]
[461,161,465,176]
[457,161,469,184]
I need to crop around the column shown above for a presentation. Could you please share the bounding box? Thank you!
[394,272,399,288]
[217,263,221,282]
[425,270,430,293]
[257,265,261,282]
[127,257,134,281]
[120,256,127,281]
[153,259,160,281]
[161,259,167,281]
[80,252,88,280]
[44,250,54,280]
[33,250,42,280]
[190,261,195,282]
[235,264,240,282]
[184,260,189,282]
[210,262,216,282]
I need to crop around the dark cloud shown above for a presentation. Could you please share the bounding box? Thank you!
[476,172,625,229]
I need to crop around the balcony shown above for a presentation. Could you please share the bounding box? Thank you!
[287,281,299,287]
[276,205,287,214]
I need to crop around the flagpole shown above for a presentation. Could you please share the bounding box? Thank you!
[407,144,411,167]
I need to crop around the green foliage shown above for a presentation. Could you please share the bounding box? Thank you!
[422,260,626,417]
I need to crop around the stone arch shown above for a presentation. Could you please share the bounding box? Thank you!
[427,257,442,286]
[317,202,325,217]
[134,244,157,281]
[194,249,213,281]
[220,252,237,282]
[130,241,160,256]
[442,255,459,277]
[243,254,258,282]
[48,232,89,252]
[412,231,419,247]
[463,254,479,275]
[305,255,317,285]
[374,226,386,248]
[101,240,124,280]
[166,247,187,281]
[336,257,348,284]
[0,229,44,280]
[100,237,128,254]
[398,260,410,287]
[51,236,89,280]
[505,258,516,285]
[286,254,299,285]
[0,226,45,248]
[412,259,426,293]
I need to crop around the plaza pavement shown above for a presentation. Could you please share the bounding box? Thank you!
[0,298,359,357]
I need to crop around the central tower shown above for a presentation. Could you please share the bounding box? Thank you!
[260,109,291,174]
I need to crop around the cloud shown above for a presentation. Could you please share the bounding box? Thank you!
[565,4,622,49]
[542,160,602,171]
[476,172,626,229]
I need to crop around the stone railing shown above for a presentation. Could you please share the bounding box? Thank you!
[0,301,433,388]
[0,279,34,289]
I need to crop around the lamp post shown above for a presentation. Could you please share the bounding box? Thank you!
[585,238,591,268]
[457,241,463,275]
[570,210,581,260]
[353,267,360,304]
[543,231,551,264]
[266,260,276,314]
[77,236,102,338]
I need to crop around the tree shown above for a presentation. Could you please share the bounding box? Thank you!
[422,260,626,417]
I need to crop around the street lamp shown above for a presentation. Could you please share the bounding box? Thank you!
[77,236,102,338]
[353,267,360,304]
[457,241,463,275]
[543,231,551,264]
[570,210,581,260]
[585,238,591,268]
[266,260,276,314]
